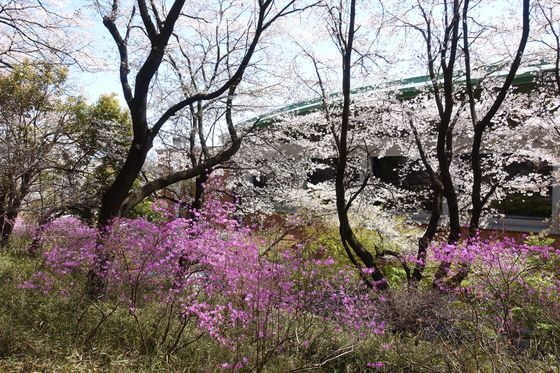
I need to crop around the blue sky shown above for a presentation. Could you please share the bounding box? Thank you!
[64,0,124,103]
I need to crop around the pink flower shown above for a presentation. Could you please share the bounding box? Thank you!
[367,361,385,368]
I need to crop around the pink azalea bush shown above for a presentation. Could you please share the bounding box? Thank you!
[18,193,560,367]
[431,236,560,343]
[21,198,384,368]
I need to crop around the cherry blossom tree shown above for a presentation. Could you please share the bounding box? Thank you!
[534,0,560,91]
[229,0,560,289]
[95,0,318,227]
[83,0,321,298]
[379,0,536,285]
[0,0,90,69]
[534,0,560,229]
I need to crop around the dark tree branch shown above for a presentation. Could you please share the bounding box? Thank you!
[333,0,386,288]
[469,0,530,235]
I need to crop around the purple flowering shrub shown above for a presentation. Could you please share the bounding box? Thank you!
[20,198,384,368]
[431,236,560,345]
[16,194,560,369]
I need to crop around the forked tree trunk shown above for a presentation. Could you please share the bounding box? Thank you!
[334,0,386,288]
[468,0,530,238]
[98,133,151,227]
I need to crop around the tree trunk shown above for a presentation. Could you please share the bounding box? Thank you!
[467,0,529,238]
[469,129,484,237]
[412,191,442,282]
[433,131,462,285]
[98,137,151,227]
[89,126,151,299]
[0,175,31,249]
[334,0,386,288]
[0,213,15,248]
[191,171,209,213]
